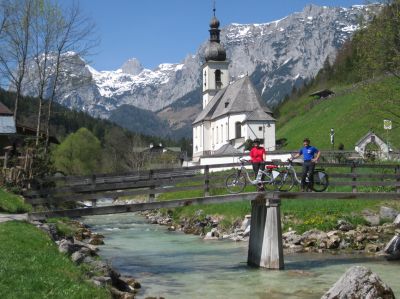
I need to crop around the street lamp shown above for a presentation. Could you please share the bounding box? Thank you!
[330,128,335,151]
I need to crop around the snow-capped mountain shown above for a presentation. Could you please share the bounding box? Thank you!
[19,4,380,136]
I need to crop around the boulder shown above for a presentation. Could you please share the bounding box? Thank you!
[321,266,395,299]
[383,235,400,260]
[71,251,86,264]
[336,220,354,232]
[57,239,83,255]
[240,215,251,231]
[394,214,400,227]
[362,209,380,226]
[380,206,399,221]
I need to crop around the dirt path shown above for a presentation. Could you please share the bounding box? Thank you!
[0,213,28,223]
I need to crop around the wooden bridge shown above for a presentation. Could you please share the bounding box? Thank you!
[24,161,400,270]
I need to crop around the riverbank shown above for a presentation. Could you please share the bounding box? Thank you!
[0,221,110,298]
[141,204,400,257]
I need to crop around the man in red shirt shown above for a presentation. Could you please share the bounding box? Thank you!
[249,139,266,180]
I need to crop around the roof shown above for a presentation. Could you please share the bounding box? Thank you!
[355,131,386,146]
[193,76,274,124]
[0,116,16,134]
[0,102,13,116]
[16,124,59,144]
[309,89,335,98]
[213,143,242,156]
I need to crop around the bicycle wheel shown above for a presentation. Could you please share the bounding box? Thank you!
[276,170,294,191]
[311,171,329,192]
[225,172,246,193]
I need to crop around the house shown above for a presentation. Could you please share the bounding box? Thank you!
[309,89,335,99]
[192,10,275,164]
[355,131,391,160]
[0,101,17,155]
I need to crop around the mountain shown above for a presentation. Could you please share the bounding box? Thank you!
[18,4,380,138]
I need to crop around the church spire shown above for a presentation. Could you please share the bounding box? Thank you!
[205,1,226,61]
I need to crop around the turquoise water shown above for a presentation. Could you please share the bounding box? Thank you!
[83,213,400,299]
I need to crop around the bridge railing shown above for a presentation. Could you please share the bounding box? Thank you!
[23,161,400,208]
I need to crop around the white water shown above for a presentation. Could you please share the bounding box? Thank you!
[83,213,400,299]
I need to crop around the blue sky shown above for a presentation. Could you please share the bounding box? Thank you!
[67,0,369,71]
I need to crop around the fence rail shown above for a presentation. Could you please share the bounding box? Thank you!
[23,161,400,209]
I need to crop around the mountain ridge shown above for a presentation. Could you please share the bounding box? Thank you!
[18,4,381,138]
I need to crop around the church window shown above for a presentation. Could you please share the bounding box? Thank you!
[216,126,219,144]
[221,125,223,143]
[215,70,222,89]
[226,122,228,140]
[224,102,229,108]
[235,122,241,138]
[259,126,263,131]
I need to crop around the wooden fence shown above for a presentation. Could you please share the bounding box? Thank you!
[24,161,400,208]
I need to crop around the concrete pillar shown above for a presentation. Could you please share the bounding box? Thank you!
[247,192,284,269]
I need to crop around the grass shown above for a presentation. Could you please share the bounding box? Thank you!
[154,170,400,234]
[0,221,110,299]
[276,76,400,150]
[0,188,31,213]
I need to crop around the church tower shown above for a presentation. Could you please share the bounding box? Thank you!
[202,7,229,109]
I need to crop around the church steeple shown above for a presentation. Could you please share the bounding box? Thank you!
[204,4,226,62]
[202,2,229,109]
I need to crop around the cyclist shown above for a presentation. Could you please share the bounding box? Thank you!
[249,139,266,190]
[292,138,320,191]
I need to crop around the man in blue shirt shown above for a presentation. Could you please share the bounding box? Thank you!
[292,138,321,191]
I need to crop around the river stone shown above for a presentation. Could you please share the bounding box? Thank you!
[394,214,400,227]
[362,209,380,226]
[380,206,399,221]
[384,235,400,260]
[326,235,341,249]
[57,239,83,255]
[321,266,395,299]
[240,215,251,231]
[109,287,135,299]
[71,251,86,264]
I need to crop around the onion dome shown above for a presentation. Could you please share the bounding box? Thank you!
[205,13,226,62]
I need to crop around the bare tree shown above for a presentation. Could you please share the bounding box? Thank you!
[0,0,34,120]
[0,1,8,36]
[30,0,58,145]
[43,1,97,151]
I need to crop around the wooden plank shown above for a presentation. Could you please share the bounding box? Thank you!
[25,184,206,205]
[28,191,400,220]
[329,173,400,179]
[279,192,400,200]
[28,192,262,220]
[330,181,400,187]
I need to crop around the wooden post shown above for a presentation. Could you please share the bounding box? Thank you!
[149,170,155,202]
[396,166,400,194]
[204,165,210,197]
[351,163,357,193]
[91,174,97,208]
[247,192,284,269]
[3,152,8,169]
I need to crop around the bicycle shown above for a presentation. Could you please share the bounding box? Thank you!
[225,158,281,193]
[276,159,329,192]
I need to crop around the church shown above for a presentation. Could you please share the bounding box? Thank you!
[192,10,276,163]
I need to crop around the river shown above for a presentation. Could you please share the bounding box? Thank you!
[83,213,400,299]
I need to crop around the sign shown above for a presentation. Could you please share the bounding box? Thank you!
[384,119,392,130]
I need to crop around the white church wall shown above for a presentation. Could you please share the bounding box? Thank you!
[227,114,246,141]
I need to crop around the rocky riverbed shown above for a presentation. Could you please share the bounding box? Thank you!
[142,205,400,259]
[30,219,143,299]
